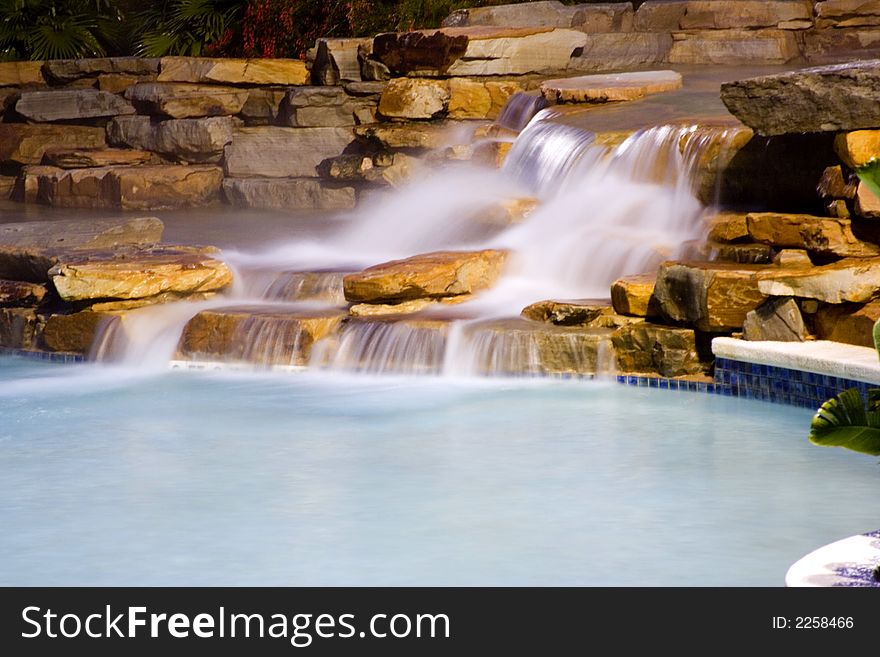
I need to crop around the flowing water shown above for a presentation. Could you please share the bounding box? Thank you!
[4,71,870,586]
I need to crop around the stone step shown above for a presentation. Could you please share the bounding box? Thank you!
[540,70,682,103]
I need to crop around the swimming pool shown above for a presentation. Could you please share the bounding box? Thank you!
[0,356,876,586]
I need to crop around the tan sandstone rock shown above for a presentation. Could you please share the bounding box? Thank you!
[0,124,106,166]
[540,70,682,103]
[158,57,309,85]
[126,83,248,118]
[611,274,661,318]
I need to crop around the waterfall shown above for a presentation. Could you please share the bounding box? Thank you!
[90,98,742,376]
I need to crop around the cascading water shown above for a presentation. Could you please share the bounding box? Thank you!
[93,102,742,376]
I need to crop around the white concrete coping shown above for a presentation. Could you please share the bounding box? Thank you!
[786,531,880,587]
[169,359,306,373]
[712,337,880,385]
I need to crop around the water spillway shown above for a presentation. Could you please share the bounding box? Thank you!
[92,104,746,376]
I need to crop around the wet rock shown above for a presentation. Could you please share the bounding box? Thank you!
[355,121,475,150]
[349,299,436,317]
[43,58,158,83]
[654,261,769,332]
[704,242,775,265]
[177,306,344,366]
[611,322,703,377]
[221,178,356,211]
[757,258,880,303]
[42,148,151,169]
[461,317,614,376]
[157,57,309,85]
[0,280,47,307]
[669,29,799,65]
[37,165,223,210]
[49,246,232,301]
[0,308,37,349]
[0,124,106,166]
[568,32,673,72]
[679,1,812,29]
[746,212,880,257]
[541,70,681,103]
[88,291,217,312]
[108,115,233,163]
[265,270,352,304]
[611,274,661,318]
[15,89,134,122]
[126,83,248,118]
[520,299,612,326]
[224,126,353,178]
[0,61,44,86]
[344,250,507,304]
[742,297,807,342]
[814,298,880,347]
[41,311,116,354]
[834,129,880,169]
[721,60,880,136]
[855,181,880,218]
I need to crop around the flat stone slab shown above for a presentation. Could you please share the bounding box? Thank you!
[43,58,159,83]
[540,70,682,103]
[721,60,880,136]
[222,178,355,211]
[49,246,232,301]
[15,89,134,122]
[126,83,248,118]
[158,57,309,86]
[224,127,353,178]
[0,124,106,166]
[0,61,44,86]
[108,115,233,164]
[42,148,152,169]
[0,216,163,251]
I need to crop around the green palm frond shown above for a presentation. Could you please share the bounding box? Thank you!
[809,387,880,456]
[857,160,880,200]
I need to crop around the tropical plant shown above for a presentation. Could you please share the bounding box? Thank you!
[0,0,124,61]
[856,160,880,199]
[129,0,243,57]
[809,387,880,456]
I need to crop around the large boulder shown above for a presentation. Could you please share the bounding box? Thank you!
[36,165,223,210]
[126,83,248,118]
[834,129,880,168]
[157,57,309,85]
[14,89,134,122]
[611,274,661,317]
[177,306,344,366]
[540,70,681,103]
[41,311,117,354]
[741,296,807,342]
[221,178,356,210]
[654,261,769,331]
[0,61,44,86]
[745,212,880,257]
[343,250,507,303]
[108,115,233,163]
[721,61,880,136]
[0,279,47,307]
[814,298,880,347]
[757,258,880,303]
[669,29,799,65]
[49,246,232,301]
[224,127,353,178]
[611,322,704,377]
[0,124,106,166]
[283,86,375,127]
[633,1,689,31]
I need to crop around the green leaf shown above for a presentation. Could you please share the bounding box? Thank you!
[857,160,880,200]
[809,388,880,456]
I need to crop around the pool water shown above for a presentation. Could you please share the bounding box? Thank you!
[0,356,876,586]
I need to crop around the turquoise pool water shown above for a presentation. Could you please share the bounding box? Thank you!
[0,356,876,586]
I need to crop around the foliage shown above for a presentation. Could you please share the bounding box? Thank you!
[129,0,242,57]
[0,0,123,61]
[240,0,349,59]
[856,160,880,200]
[809,387,880,456]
